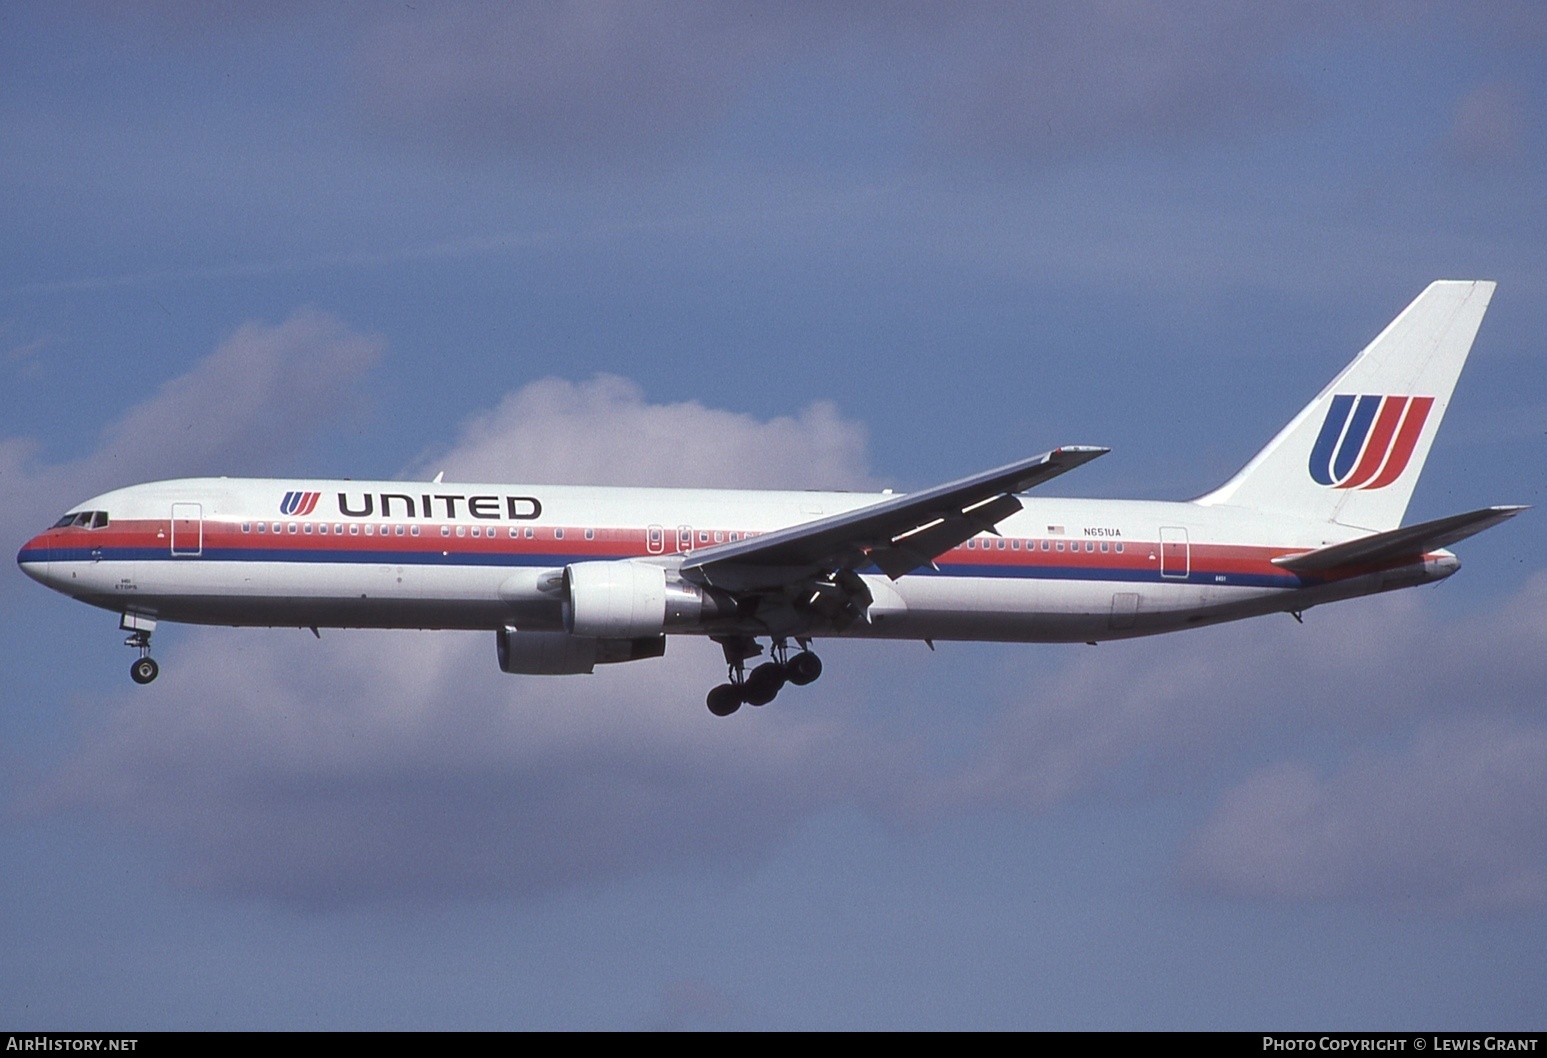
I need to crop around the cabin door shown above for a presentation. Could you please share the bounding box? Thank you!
[1159,526,1189,579]
[171,503,203,556]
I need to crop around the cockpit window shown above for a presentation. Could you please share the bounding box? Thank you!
[51,511,109,529]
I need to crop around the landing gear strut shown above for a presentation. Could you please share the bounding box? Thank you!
[122,613,159,685]
[705,637,821,716]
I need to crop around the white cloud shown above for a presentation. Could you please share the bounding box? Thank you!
[406,374,872,489]
[938,573,1547,911]
[1183,720,1547,912]
[0,310,381,544]
[39,628,914,905]
[60,566,1540,912]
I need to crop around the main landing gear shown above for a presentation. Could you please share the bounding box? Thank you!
[706,637,823,717]
[122,613,159,684]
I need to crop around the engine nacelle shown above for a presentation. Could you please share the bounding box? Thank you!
[496,626,665,675]
[563,560,716,638]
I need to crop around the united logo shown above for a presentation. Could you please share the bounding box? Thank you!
[279,490,321,516]
[1308,394,1433,490]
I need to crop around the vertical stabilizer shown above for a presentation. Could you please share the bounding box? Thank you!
[1196,281,1495,531]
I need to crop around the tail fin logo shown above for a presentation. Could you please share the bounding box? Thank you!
[279,491,321,516]
[1308,394,1434,490]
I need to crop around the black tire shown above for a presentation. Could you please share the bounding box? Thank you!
[707,684,742,716]
[130,657,159,685]
[742,662,786,706]
[785,651,823,686]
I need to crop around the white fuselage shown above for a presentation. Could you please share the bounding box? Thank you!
[17,477,1456,646]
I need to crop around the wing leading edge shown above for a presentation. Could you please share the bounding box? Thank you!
[680,445,1108,593]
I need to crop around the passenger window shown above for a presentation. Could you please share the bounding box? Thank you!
[586,528,596,541]
[411,525,420,536]
[555,528,565,540]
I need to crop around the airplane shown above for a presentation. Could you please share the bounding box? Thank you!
[17,280,1525,716]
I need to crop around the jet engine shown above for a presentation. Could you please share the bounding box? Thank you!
[563,560,723,638]
[496,626,665,675]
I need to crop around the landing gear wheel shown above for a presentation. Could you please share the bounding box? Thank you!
[707,684,742,717]
[742,662,786,707]
[785,651,822,686]
[130,657,159,685]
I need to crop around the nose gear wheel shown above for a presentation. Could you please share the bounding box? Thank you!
[124,627,158,684]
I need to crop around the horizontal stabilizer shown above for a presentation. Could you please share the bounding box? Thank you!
[1272,505,1527,574]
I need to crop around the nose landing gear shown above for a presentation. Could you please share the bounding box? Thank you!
[121,613,159,684]
[705,637,821,716]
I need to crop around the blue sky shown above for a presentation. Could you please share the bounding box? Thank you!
[3,2,1545,1029]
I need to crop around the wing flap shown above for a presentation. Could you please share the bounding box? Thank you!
[870,493,1024,579]
[1272,505,1527,574]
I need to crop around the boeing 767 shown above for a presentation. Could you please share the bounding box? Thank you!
[18,281,1523,715]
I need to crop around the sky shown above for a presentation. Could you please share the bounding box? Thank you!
[2,1,1546,1030]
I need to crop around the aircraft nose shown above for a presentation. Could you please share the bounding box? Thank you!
[17,532,52,586]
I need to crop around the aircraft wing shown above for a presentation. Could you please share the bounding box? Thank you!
[1272,505,1528,574]
[680,446,1108,592]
